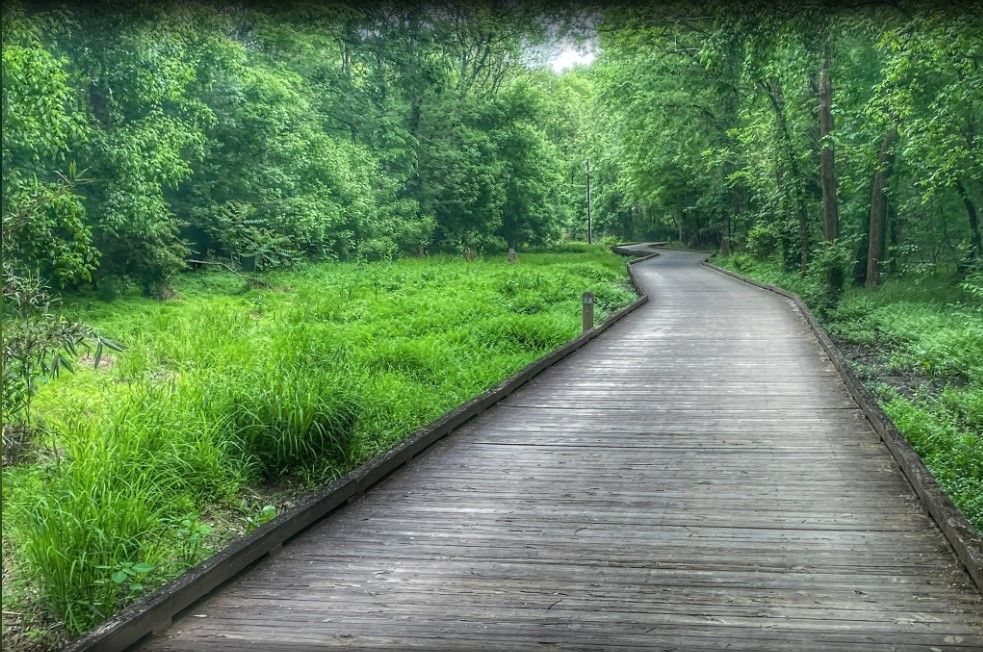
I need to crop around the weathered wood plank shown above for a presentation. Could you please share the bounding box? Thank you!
[703,259,983,593]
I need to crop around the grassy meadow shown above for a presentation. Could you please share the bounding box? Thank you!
[1,249,636,646]
[714,254,983,534]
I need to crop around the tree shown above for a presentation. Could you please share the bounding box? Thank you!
[1,3,95,286]
[865,128,898,286]
[872,9,983,262]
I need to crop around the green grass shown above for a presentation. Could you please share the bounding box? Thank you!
[714,253,983,533]
[2,250,636,641]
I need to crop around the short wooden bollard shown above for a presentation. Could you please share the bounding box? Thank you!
[582,292,594,332]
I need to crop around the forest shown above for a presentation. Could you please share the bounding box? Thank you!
[4,1,981,286]
[2,0,981,649]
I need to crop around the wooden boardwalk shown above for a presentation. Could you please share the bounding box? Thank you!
[139,251,982,651]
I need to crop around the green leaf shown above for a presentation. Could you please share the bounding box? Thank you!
[131,562,154,574]
[93,341,103,368]
[101,337,126,352]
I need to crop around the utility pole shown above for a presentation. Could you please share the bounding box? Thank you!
[585,159,592,244]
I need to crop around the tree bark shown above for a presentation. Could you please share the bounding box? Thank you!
[763,80,809,270]
[866,129,898,286]
[887,203,900,275]
[955,180,982,259]
[818,35,839,242]
[853,235,868,286]
[720,213,732,254]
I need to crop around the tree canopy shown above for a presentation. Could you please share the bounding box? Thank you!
[2,0,980,296]
[591,0,981,296]
[2,1,599,294]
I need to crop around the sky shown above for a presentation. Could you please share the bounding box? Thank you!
[550,43,598,72]
[524,11,600,74]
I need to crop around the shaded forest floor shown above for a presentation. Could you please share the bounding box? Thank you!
[714,254,983,535]
[1,249,636,651]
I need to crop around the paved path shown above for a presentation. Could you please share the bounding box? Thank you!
[140,251,982,651]
[611,242,666,256]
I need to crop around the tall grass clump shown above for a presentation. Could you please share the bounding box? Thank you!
[8,429,172,633]
[2,250,635,640]
[220,367,363,479]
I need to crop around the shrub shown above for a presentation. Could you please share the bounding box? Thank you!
[1,265,120,434]
[745,221,782,260]
[805,240,852,315]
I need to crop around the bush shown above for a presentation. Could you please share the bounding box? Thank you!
[525,241,605,254]
[959,266,983,305]
[357,237,397,262]
[1,265,119,433]
[745,221,782,260]
[1,177,97,288]
[805,240,852,315]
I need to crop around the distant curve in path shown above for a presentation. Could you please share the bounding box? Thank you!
[139,250,983,651]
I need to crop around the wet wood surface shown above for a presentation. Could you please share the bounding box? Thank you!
[138,250,983,651]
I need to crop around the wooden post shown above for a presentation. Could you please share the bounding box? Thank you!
[582,292,594,332]
[507,248,517,264]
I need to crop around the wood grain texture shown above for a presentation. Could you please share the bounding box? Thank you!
[702,259,983,594]
[135,250,983,652]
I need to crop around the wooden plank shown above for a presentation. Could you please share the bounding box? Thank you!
[703,260,983,593]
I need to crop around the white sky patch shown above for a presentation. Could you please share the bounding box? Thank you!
[550,44,597,72]
[523,11,600,74]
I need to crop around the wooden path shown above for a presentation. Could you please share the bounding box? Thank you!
[139,250,982,651]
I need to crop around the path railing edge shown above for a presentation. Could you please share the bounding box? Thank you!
[702,258,983,595]
[63,253,657,652]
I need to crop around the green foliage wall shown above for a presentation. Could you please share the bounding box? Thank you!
[591,1,982,277]
[1,1,594,293]
[6,1,976,292]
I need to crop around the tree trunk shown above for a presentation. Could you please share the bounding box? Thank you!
[887,203,900,275]
[866,129,898,286]
[818,35,839,242]
[764,81,809,270]
[853,236,868,286]
[955,180,982,259]
[720,213,732,254]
